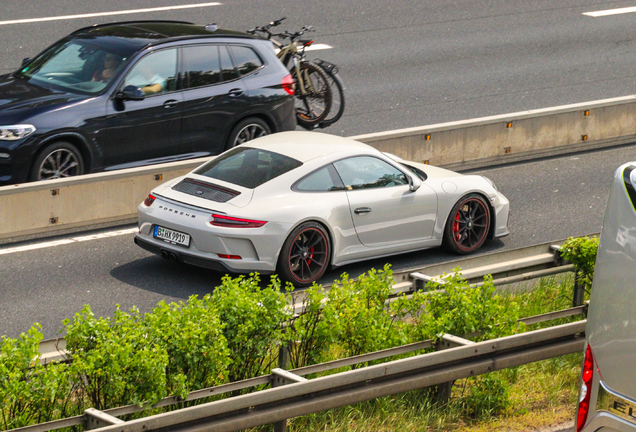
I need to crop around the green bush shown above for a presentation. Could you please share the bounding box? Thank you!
[64,305,169,410]
[285,283,332,369]
[560,236,599,291]
[210,274,292,383]
[322,265,408,361]
[410,270,522,342]
[144,297,230,399]
[0,325,71,429]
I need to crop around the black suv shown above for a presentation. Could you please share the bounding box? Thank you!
[0,21,296,186]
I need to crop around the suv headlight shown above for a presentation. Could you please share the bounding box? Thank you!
[0,124,36,141]
[482,176,499,192]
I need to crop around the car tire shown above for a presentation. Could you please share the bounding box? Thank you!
[443,193,491,255]
[30,141,85,182]
[277,222,331,288]
[225,117,271,150]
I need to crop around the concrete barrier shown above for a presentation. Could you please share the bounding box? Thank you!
[2,95,636,241]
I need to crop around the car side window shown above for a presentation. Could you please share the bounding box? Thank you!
[219,45,239,82]
[183,45,221,88]
[294,165,344,192]
[333,156,408,190]
[123,48,177,95]
[229,45,263,76]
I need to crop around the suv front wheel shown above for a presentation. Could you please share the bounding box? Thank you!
[30,141,85,182]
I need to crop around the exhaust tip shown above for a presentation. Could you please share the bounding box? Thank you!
[168,252,178,262]
[160,250,169,259]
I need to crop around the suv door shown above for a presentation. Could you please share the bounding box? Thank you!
[103,48,183,168]
[333,156,438,248]
[179,44,250,155]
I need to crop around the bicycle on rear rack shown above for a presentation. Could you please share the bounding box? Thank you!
[248,18,345,130]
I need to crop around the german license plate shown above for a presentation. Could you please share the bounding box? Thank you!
[154,225,190,247]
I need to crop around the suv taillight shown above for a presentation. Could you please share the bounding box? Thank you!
[144,194,156,207]
[577,344,595,432]
[282,74,294,95]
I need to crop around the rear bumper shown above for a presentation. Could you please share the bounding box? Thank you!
[134,235,231,273]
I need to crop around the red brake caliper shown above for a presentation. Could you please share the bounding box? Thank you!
[453,212,460,241]
[307,247,314,265]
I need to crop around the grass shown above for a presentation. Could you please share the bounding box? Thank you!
[248,273,585,432]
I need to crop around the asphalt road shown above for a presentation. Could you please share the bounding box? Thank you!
[1,142,633,339]
[2,0,636,338]
[2,0,636,137]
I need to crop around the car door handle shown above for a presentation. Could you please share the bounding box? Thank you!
[228,88,243,97]
[354,207,372,214]
[163,99,179,108]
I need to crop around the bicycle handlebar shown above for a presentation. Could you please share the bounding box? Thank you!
[247,19,314,44]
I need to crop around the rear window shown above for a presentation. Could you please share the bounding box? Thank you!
[194,147,302,189]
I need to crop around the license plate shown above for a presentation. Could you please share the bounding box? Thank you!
[154,225,190,247]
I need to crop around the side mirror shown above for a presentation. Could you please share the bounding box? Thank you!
[407,174,421,192]
[116,85,145,101]
[21,58,31,68]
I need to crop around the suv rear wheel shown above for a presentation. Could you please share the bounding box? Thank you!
[225,117,271,150]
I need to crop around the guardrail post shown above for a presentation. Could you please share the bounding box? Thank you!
[273,344,291,432]
[83,408,124,430]
[572,273,585,307]
[435,334,475,405]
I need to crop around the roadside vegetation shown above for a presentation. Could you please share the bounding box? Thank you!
[0,237,598,431]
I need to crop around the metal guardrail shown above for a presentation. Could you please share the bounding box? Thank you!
[18,305,587,432]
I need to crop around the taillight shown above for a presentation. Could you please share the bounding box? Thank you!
[282,74,294,95]
[144,194,156,207]
[218,254,242,260]
[210,214,267,228]
[577,344,595,432]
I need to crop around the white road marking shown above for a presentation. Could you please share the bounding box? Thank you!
[0,3,222,26]
[0,228,138,255]
[583,6,636,17]
[274,44,333,54]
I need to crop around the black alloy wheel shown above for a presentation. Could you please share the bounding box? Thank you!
[226,117,271,150]
[30,141,84,182]
[444,194,491,254]
[278,222,330,287]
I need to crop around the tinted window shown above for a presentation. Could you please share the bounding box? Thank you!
[16,40,131,94]
[219,45,239,82]
[124,49,177,94]
[333,157,407,190]
[183,45,220,88]
[194,147,302,189]
[230,45,263,76]
[294,165,343,192]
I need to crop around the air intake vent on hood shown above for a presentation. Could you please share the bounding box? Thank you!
[172,179,240,203]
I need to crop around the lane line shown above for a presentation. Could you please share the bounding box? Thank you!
[0,228,138,255]
[583,6,636,17]
[0,3,222,26]
[274,44,332,54]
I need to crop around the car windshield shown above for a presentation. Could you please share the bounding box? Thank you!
[194,147,303,189]
[15,39,131,94]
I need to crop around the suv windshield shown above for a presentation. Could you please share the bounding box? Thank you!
[16,39,131,94]
[194,147,302,189]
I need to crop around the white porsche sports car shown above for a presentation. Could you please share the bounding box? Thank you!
[135,132,509,286]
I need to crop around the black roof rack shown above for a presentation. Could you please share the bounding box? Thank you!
[70,20,194,35]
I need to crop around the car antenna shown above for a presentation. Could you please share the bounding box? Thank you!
[205,23,218,32]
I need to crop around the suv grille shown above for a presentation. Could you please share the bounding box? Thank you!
[172,179,240,203]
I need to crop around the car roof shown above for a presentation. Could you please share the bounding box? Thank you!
[70,21,255,51]
[245,131,379,163]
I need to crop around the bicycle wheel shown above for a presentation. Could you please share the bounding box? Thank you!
[293,62,332,129]
[320,67,345,126]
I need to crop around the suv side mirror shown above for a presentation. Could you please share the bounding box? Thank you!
[407,174,421,192]
[116,85,145,101]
